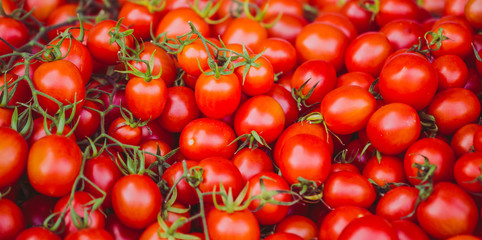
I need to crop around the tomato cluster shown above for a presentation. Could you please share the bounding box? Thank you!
[1,0,482,239]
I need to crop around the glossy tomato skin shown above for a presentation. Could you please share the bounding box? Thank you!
[427,88,481,135]
[339,215,398,240]
[380,20,426,50]
[345,32,393,77]
[404,138,456,185]
[24,0,65,22]
[177,40,212,77]
[87,20,134,65]
[108,117,142,147]
[179,118,237,161]
[65,228,114,240]
[247,172,291,225]
[417,182,479,239]
[0,199,25,240]
[118,2,162,40]
[232,148,273,182]
[429,22,473,58]
[379,53,438,111]
[129,43,176,87]
[0,17,29,56]
[375,0,419,27]
[0,128,28,189]
[366,103,421,155]
[161,160,199,206]
[236,55,274,96]
[433,54,468,91]
[53,192,106,237]
[275,215,318,240]
[320,85,377,135]
[105,214,143,240]
[195,73,241,119]
[319,206,372,240]
[363,155,406,186]
[265,84,299,127]
[451,124,480,157]
[33,60,85,115]
[391,220,430,240]
[323,171,376,209]
[49,38,93,85]
[0,73,31,107]
[465,0,482,29]
[279,134,332,185]
[156,8,210,42]
[84,156,122,209]
[125,77,167,120]
[314,12,358,42]
[16,227,61,240]
[266,14,307,45]
[222,17,267,51]
[291,60,337,105]
[336,72,375,91]
[207,208,260,240]
[454,152,482,193]
[158,86,199,133]
[265,233,303,240]
[376,186,419,222]
[198,157,244,202]
[111,174,163,229]
[27,135,82,197]
[295,22,349,71]
[234,95,285,144]
[257,38,297,74]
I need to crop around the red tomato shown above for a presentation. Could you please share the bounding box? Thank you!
[48,38,93,85]
[234,95,285,144]
[375,0,420,27]
[0,107,12,128]
[161,160,199,206]
[444,0,467,17]
[0,128,28,189]
[74,101,101,140]
[256,38,297,74]
[156,8,210,42]
[84,156,122,209]
[340,0,376,33]
[0,199,25,240]
[451,124,480,157]
[27,135,82,197]
[339,215,398,240]
[0,73,30,106]
[105,214,143,240]
[454,152,482,193]
[323,171,376,209]
[391,220,430,240]
[314,12,358,42]
[111,174,162,229]
[24,0,65,22]
[87,20,134,65]
[265,233,303,240]
[265,84,300,127]
[275,215,318,240]
[0,17,28,56]
[363,155,407,186]
[118,2,162,40]
[20,195,56,227]
[319,206,372,240]
[336,72,375,91]
[404,138,456,185]
[139,139,171,172]
[427,88,481,135]
[232,148,273,182]
[125,77,167,120]
[366,103,421,155]
[266,14,307,44]
[291,60,337,106]
[198,157,244,201]
[465,0,482,29]
[129,43,177,87]
[108,117,142,147]
[16,227,61,240]
[428,22,473,58]
[207,208,260,240]
[433,54,468,91]
[65,228,113,240]
[380,20,426,50]
[222,17,267,51]
[417,182,479,239]
[177,40,213,77]
[179,118,237,161]
[158,86,199,133]
[235,55,275,96]
[376,186,419,222]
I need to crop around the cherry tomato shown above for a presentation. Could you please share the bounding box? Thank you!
[323,171,376,209]
[222,17,267,51]
[155,8,210,42]
[20,194,56,227]
[84,156,122,209]
[198,157,244,201]
[65,228,114,240]
[319,206,372,240]
[232,148,273,182]
[161,160,199,206]
[125,77,167,120]
[376,186,419,222]
[235,55,274,96]
[363,155,407,187]
[105,214,143,240]
[16,227,61,240]
[0,198,25,240]
[275,215,318,240]
[291,60,337,105]
[380,20,425,50]
[48,38,93,85]
[433,54,468,91]
[118,2,162,40]
[207,208,260,240]
[256,38,297,75]
[451,124,480,157]
[454,152,482,193]
[0,127,28,189]
[0,17,28,56]
[87,20,134,65]
[391,220,430,240]
[375,0,420,27]
[129,43,177,87]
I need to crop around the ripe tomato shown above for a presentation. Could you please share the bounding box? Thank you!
[265,233,303,240]
[177,40,213,77]
[391,220,430,240]
[265,84,299,127]
[417,182,479,239]
[404,138,456,185]
[234,95,285,144]
[323,171,376,209]
[0,17,28,55]
[156,8,210,41]
[222,17,267,51]
[16,227,61,240]
[336,72,375,91]
[375,0,419,27]
[454,152,482,193]
[112,174,162,229]
[207,208,260,240]
[0,198,25,240]
[87,20,134,65]
[27,135,82,197]
[28,117,76,146]
[465,0,482,29]
[48,38,93,85]
[427,88,481,135]
[74,100,101,140]
[65,228,114,240]
[376,186,419,222]
[366,103,421,155]
[320,85,376,135]
[179,118,237,161]
[24,0,65,22]
[125,77,167,120]
[108,117,142,147]
[363,155,406,186]
[319,206,372,240]
[129,43,176,87]
[256,38,297,74]
[451,124,480,157]
[158,86,199,133]
[118,2,162,40]
[0,127,28,189]
[235,55,274,96]
[195,72,241,119]
[266,14,307,44]
[291,60,337,106]
[339,215,398,240]
[33,60,85,115]
[380,19,425,50]
[275,215,318,240]
[432,54,468,91]
[53,192,105,237]
[428,22,473,58]
[20,194,56,227]
[247,172,291,225]
[161,160,199,206]
[314,12,358,42]
[105,214,143,240]
[232,148,273,182]
[84,156,122,209]
[198,157,244,201]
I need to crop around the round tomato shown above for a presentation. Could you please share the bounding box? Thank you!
[83,156,122,208]
[198,157,244,201]
[0,17,29,56]
[0,199,25,240]
[291,60,337,106]
[275,215,318,240]
[65,228,113,240]
[376,186,419,222]
[454,152,482,193]
[16,227,61,240]
[87,20,134,65]
[339,215,398,240]
[118,2,162,40]
[363,155,406,187]
[319,206,372,240]
[0,127,28,189]
[207,208,260,240]
[451,124,480,157]
[125,77,167,120]
[323,171,376,209]
[432,54,468,91]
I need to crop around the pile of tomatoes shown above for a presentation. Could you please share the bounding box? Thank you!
[1,0,482,239]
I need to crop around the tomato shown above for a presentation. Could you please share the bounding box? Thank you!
[157,86,199,132]
[140,120,174,147]
[20,194,56,227]
[164,202,191,233]
[0,128,28,189]
[266,14,307,45]
[363,155,406,187]
[84,156,122,209]
[454,152,482,193]
[404,138,456,185]
[391,220,430,240]
[53,192,105,237]
[465,0,482,29]
[345,32,393,77]
[87,20,134,65]
[320,85,376,135]
[0,17,29,56]
[234,95,285,144]
[0,108,12,128]
[339,215,398,240]
[125,77,167,120]
[45,3,78,38]
[417,182,479,239]
[256,38,297,75]
[108,117,142,147]
[380,20,425,50]
[28,117,76,146]
[323,171,376,209]
[112,174,162,229]
[118,2,162,40]
[232,148,273,182]
[24,0,65,22]
[33,60,85,115]
[314,12,358,42]
[265,233,303,240]
[433,54,468,91]
[222,17,267,51]
[291,60,337,106]
[319,206,372,240]
[265,84,299,127]
[474,127,482,152]
[27,135,82,197]
[156,8,210,42]
[247,172,291,225]
[139,139,171,172]
[161,160,199,206]
[336,72,374,91]
[105,214,143,240]
[0,199,25,240]
[295,22,348,71]
[236,55,275,96]
[261,0,303,18]
[16,227,61,240]
[129,43,177,87]
[48,38,93,85]
[275,215,318,240]
[375,0,419,27]
[428,22,473,58]
[279,134,331,185]
[444,0,466,17]
[74,100,101,140]
[451,124,480,157]
[195,72,241,119]
[177,40,213,77]
[179,118,237,161]
[427,88,481,135]
[198,157,244,201]
[207,208,260,240]
[65,228,114,240]
[376,186,419,222]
